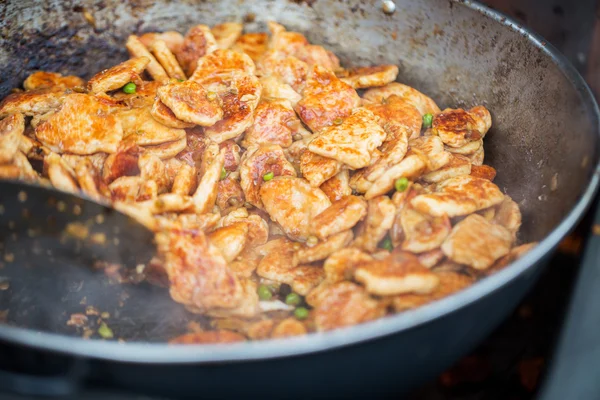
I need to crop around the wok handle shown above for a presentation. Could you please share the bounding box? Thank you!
[538,198,600,400]
[0,357,87,397]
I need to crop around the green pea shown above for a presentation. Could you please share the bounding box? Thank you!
[263,171,274,181]
[98,322,114,339]
[395,177,409,192]
[122,82,137,94]
[294,307,309,320]
[257,284,273,300]
[380,237,393,252]
[285,292,301,306]
[422,113,433,128]
[220,167,227,180]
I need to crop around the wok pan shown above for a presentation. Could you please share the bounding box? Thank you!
[0,0,598,398]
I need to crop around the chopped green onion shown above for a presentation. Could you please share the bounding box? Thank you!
[294,307,309,320]
[333,118,343,125]
[285,292,301,306]
[422,113,433,128]
[263,171,274,181]
[380,237,393,252]
[257,284,273,300]
[122,82,137,94]
[220,167,227,180]
[98,322,114,339]
[177,79,185,82]
[395,177,409,192]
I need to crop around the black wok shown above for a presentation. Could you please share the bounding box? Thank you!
[0,0,598,398]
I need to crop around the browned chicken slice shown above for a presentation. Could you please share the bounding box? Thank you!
[468,145,485,166]
[87,57,149,93]
[363,82,441,116]
[138,153,169,193]
[192,143,225,214]
[295,65,360,132]
[0,113,25,164]
[175,25,219,77]
[322,248,374,284]
[336,65,399,89]
[492,195,522,242]
[294,44,340,70]
[271,318,307,338]
[242,99,308,148]
[139,31,185,54]
[352,195,396,252]
[212,22,243,49]
[197,70,261,143]
[117,107,186,146]
[487,242,537,274]
[157,80,223,125]
[208,222,249,262]
[150,98,195,129]
[446,138,482,155]
[320,170,351,202]
[170,163,197,196]
[23,71,84,91]
[169,330,245,344]
[399,208,451,253]
[141,137,187,160]
[220,211,269,248]
[112,80,162,108]
[126,35,169,82]
[44,152,79,193]
[470,164,497,181]
[312,195,367,239]
[190,49,256,82]
[411,175,505,217]
[296,230,354,264]
[416,249,445,269]
[240,144,297,208]
[156,228,243,313]
[267,21,308,52]
[148,40,186,80]
[260,176,331,241]
[216,176,245,211]
[0,89,64,118]
[392,270,475,311]
[441,214,513,270]
[102,144,140,184]
[421,153,471,183]
[311,282,386,332]
[220,139,242,175]
[363,94,422,139]
[308,108,386,169]
[432,106,492,148]
[257,51,309,92]
[300,150,342,187]
[232,32,269,62]
[35,94,122,155]
[259,76,301,106]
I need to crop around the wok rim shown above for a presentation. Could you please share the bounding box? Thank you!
[0,0,599,364]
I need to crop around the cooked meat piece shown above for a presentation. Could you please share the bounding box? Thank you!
[320,170,351,202]
[267,21,308,52]
[150,98,195,129]
[232,33,268,62]
[35,94,122,155]
[0,164,22,179]
[157,228,243,312]
[312,282,386,332]
[242,99,308,148]
[197,70,261,143]
[487,242,538,274]
[146,138,188,160]
[101,144,141,184]
[363,82,441,115]
[392,270,475,311]
[190,49,255,82]
[416,249,445,269]
[323,248,374,284]
[109,175,142,202]
[71,157,107,200]
[216,176,245,211]
[157,80,223,125]
[12,152,38,181]
[400,208,451,253]
[364,94,422,139]
[118,107,186,146]
[259,76,302,106]
[257,51,309,92]
[44,152,79,193]
[176,25,219,77]
[337,65,399,89]
[192,143,225,214]
[125,36,169,82]
[409,135,453,172]
[139,31,185,54]
[240,144,297,208]
[295,65,360,132]
[308,108,386,169]
[312,195,367,239]
[468,145,485,166]
[156,212,221,233]
[208,222,249,262]
[421,153,471,183]
[0,113,25,164]
[138,153,169,193]
[470,164,497,181]
[294,44,340,70]
[352,195,396,252]
[142,193,194,214]
[87,57,149,93]
[245,319,276,340]
[441,214,513,270]
[296,230,354,263]
[300,150,342,187]
[0,89,64,118]
[221,212,269,247]
[169,330,246,344]
[212,22,243,49]
[260,176,331,241]
[176,129,206,168]
[271,318,307,338]
[492,195,522,242]
[23,71,84,91]
[446,138,482,155]
[205,279,260,319]
[171,164,197,196]
[411,175,505,217]
[432,106,491,148]
[148,40,186,80]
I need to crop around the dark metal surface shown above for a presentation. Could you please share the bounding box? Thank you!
[0,0,598,396]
